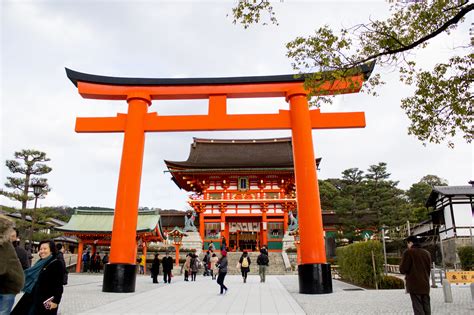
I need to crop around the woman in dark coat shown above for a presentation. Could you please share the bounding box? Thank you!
[151,253,160,283]
[11,240,65,315]
[216,251,228,294]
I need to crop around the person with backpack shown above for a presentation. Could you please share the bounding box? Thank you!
[257,248,269,283]
[239,251,251,283]
[190,253,200,281]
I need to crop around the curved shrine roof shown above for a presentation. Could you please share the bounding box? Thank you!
[165,137,321,169]
[56,209,165,240]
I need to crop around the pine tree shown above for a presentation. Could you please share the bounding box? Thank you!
[1,149,52,242]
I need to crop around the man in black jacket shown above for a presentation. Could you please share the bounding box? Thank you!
[10,228,30,270]
[162,252,174,284]
[400,235,431,315]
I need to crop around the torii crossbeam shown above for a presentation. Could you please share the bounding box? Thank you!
[66,62,374,294]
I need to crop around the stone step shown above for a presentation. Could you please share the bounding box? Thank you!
[221,252,288,275]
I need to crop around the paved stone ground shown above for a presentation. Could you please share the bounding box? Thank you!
[14,274,473,314]
[278,276,473,315]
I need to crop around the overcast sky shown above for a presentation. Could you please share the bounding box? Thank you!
[1,1,472,211]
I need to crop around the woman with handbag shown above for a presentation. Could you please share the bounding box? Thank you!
[12,240,65,315]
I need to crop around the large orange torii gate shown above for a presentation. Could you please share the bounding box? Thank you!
[66,63,374,294]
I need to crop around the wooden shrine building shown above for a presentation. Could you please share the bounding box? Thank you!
[56,209,165,272]
[165,137,321,252]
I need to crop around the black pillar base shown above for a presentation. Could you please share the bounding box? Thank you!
[298,263,333,294]
[103,263,137,293]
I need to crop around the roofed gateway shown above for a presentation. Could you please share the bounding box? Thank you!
[57,209,165,273]
[165,137,321,252]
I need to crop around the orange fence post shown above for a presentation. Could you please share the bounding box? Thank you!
[175,244,180,267]
[76,241,83,273]
[143,242,147,274]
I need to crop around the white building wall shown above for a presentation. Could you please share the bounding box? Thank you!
[453,203,474,237]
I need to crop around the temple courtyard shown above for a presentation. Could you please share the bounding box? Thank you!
[14,274,472,314]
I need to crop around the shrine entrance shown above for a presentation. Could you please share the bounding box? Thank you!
[228,221,261,251]
[66,61,373,294]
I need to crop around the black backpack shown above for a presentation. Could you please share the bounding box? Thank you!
[260,254,269,265]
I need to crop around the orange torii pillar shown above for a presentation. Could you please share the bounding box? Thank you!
[287,90,330,293]
[65,63,373,293]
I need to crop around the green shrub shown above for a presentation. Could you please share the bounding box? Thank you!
[379,275,405,289]
[386,257,401,265]
[336,240,383,288]
[458,246,474,271]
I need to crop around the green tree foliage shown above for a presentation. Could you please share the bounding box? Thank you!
[327,163,409,242]
[230,0,278,29]
[231,1,473,147]
[406,175,448,222]
[319,166,449,238]
[318,179,340,210]
[333,168,369,243]
[1,150,52,240]
[364,163,409,228]
[419,174,448,187]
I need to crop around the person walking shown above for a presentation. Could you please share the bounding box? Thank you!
[102,252,109,266]
[10,228,30,270]
[239,251,251,283]
[183,253,191,281]
[190,253,200,281]
[90,252,97,273]
[82,251,90,273]
[210,253,219,280]
[162,252,173,284]
[55,243,69,285]
[0,215,25,315]
[139,253,146,275]
[95,252,103,273]
[203,250,210,276]
[208,242,215,252]
[151,254,160,284]
[216,251,228,295]
[11,240,65,315]
[221,236,227,252]
[399,235,432,315]
[257,248,269,283]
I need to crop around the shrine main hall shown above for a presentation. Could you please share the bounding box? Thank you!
[165,137,335,253]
